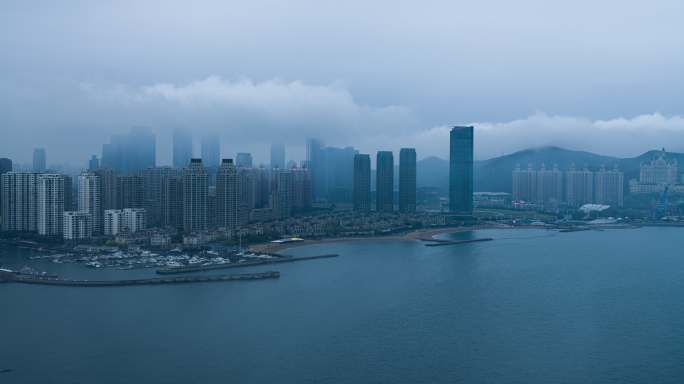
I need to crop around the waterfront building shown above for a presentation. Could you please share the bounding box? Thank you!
[63,211,91,240]
[173,128,193,168]
[216,159,239,230]
[33,148,46,172]
[353,154,371,212]
[37,174,65,236]
[399,148,417,213]
[270,143,286,170]
[565,165,594,207]
[78,172,102,235]
[449,126,474,213]
[1,172,40,232]
[104,208,146,235]
[238,168,257,225]
[376,151,394,212]
[595,166,624,207]
[236,153,253,168]
[182,159,208,232]
[88,155,99,170]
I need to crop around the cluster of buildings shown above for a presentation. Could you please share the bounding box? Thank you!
[512,163,624,209]
[628,150,684,194]
[0,126,476,243]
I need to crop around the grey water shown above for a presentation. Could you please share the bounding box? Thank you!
[2,227,684,383]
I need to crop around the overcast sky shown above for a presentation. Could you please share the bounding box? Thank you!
[2,0,684,166]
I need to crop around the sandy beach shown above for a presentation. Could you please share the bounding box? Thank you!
[248,224,509,253]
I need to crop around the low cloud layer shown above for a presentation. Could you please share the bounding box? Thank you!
[3,76,684,166]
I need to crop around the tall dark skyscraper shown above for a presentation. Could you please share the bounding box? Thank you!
[353,154,371,212]
[173,129,193,168]
[376,151,394,212]
[182,159,208,233]
[270,143,286,169]
[216,159,239,230]
[33,148,46,171]
[399,148,417,213]
[449,126,474,213]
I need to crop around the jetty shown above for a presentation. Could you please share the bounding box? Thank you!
[157,253,339,275]
[423,238,493,247]
[0,270,279,287]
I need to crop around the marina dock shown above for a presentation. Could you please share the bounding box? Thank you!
[156,253,339,275]
[1,271,280,287]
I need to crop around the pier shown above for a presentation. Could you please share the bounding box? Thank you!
[423,238,493,247]
[157,253,339,275]
[2,271,280,287]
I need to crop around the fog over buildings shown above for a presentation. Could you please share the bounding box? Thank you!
[3,1,684,166]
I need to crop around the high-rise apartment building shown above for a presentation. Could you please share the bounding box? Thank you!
[78,172,102,235]
[104,208,146,235]
[449,126,474,213]
[142,167,181,228]
[0,158,12,221]
[595,166,624,207]
[182,159,208,232]
[399,148,417,213]
[63,211,91,240]
[376,151,394,212]
[160,175,184,230]
[512,164,538,202]
[116,175,144,209]
[565,165,594,207]
[272,170,294,219]
[216,159,239,230]
[37,174,65,236]
[353,154,371,212]
[1,172,39,232]
[536,164,564,205]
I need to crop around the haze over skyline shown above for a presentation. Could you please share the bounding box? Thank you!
[3,0,684,165]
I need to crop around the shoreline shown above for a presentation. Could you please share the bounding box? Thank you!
[248,224,511,253]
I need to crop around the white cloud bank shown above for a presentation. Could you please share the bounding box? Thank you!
[12,76,684,164]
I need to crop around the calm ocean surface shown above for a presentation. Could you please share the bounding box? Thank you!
[2,227,684,383]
